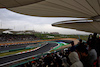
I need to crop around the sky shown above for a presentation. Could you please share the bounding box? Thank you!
[0,8,91,34]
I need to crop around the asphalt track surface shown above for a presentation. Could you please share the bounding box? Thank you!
[0,40,72,51]
[0,43,38,51]
[0,42,58,65]
[0,44,27,51]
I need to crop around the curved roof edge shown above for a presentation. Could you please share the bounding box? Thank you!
[52,19,100,34]
[0,0,45,8]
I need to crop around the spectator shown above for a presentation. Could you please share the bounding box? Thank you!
[77,39,84,45]
[68,52,83,67]
[75,39,87,53]
[44,53,53,67]
[70,41,76,52]
[95,38,100,57]
[88,34,92,41]
[88,44,97,67]
[80,48,91,67]
[62,52,70,67]
[53,54,63,67]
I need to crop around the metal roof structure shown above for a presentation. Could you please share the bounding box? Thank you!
[10,31,24,34]
[0,29,11,34]
[52,19,100,33]
[0,0,99,18]
[24,30,35,32]
[0,0,100,33]
[0,29,11,31]
[24,30,35,34]
[0,0,44,8]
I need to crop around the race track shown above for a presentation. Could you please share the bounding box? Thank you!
[0,42,58,65]
[0,40,73,66]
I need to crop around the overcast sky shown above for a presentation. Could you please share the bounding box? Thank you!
[0,9,91,34]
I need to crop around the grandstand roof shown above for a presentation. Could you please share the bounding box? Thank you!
[52,19,100,33]
[0,0,99,18]
[23,30,35,34]
[0,0,44,8]
[0,0,100,33]
[0,29,11,31]
[10,31,24,34]
[24,30,35,32]
[0,29,11,34]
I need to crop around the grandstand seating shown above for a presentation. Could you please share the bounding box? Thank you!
[0,33,37,42]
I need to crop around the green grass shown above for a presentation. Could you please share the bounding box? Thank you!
[49,42,69,52]
[67,35,88,41]
[34,33,89,41]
